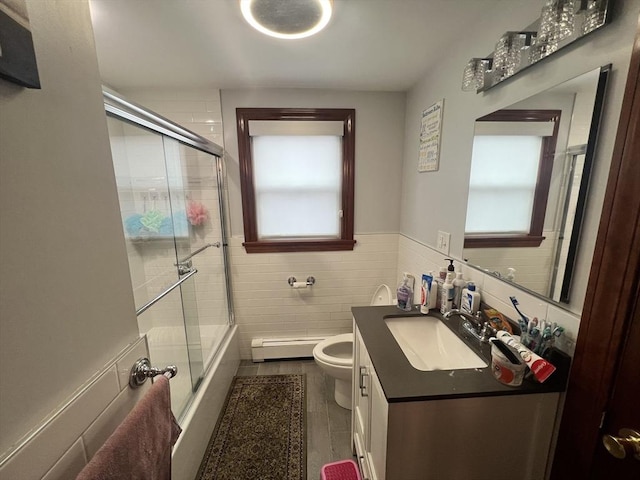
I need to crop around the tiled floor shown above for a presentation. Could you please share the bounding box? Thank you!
[236,358,354,480]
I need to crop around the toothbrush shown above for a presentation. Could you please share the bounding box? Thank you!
[517,318,528,337]
[540,327,553,356]
[529,327,540,352]
[509,296,529,326]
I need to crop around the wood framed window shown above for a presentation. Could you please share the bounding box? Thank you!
[236,108,356,253]
[464,109,561,249]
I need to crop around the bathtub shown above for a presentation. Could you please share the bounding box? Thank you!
[170,325,239,480]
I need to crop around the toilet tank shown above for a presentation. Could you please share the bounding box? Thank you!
[370,284,392,306]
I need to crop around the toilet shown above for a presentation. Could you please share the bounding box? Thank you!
[313,284,392,409]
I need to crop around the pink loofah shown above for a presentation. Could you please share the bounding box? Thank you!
[186,201,208,226]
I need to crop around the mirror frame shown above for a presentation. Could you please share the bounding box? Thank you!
[559,64,610,302]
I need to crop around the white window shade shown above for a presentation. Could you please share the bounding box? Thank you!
[249,120,344,136]
[466,135,542,234]
[474,121,555,136]
[252,135,342,238]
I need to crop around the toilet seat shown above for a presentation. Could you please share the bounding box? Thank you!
[313,334,353,367]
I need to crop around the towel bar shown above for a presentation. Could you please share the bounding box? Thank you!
[129,357,177,389]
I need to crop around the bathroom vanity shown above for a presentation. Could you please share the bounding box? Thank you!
[351,305,569,480]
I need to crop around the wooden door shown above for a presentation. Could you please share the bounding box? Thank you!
[591,294,640,477]
[551,15,640,480]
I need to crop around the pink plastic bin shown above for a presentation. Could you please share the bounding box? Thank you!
[320,459,362,480]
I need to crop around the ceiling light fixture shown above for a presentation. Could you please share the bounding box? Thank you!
[240,0,333,40]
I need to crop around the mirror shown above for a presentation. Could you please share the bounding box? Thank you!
[463,65,610,305]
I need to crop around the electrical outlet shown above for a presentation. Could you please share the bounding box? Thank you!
[437,231,450,254]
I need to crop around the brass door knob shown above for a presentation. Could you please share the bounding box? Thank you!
[602,428,640,460]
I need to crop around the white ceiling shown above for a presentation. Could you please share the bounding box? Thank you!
[89,0,504,92]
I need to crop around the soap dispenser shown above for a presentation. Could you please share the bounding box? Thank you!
[445,259,455,278]
[396,273,413,312]
[440,263,455,315]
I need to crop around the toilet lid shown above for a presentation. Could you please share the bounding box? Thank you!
[370,284,392,305]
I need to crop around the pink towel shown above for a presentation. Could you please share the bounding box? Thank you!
[76,375,181,480]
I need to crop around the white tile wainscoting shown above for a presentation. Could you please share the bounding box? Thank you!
[229,233,399,359]
[0,338,149,480]
[397,235,580,356]
[229,233,580,360]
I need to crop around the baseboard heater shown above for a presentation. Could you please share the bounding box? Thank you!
[251,336,327,362]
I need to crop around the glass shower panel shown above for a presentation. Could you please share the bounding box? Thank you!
[162,136,204,389]
[166,140,230,367]
[107,117,180,310]
[137,287,193,415]
[107,116,196,413]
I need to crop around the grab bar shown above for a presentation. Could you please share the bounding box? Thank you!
[136,269,198,316]
[175,242,220,265]
[129,357,177,388]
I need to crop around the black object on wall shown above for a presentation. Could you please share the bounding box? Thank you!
[0,1,41,89]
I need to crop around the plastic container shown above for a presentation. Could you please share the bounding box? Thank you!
[420,273,434,314]
[321,459,362,480]
[453,271,466,309]
[396,274,413,312]
[491,343,526,386]
[439,273,454,314]
[428,271,438,310]
[438,266,447,282]
[460,283,481,314]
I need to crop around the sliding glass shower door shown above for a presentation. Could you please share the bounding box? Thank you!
[106,114,231,416]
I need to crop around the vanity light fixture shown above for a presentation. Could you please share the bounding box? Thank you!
[239,0,333,40]
[493,31,536,81]
[581,0,608,34]
[531,0,576,61]
[461,58,493,92]
[462,0,610,92]
[541,0,577,43]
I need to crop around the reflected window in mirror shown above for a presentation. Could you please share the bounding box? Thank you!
[465,110,560,248]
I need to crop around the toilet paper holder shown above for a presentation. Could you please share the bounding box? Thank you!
[288,276,316,287]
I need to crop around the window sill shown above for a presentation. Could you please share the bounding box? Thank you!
[464,235,545,248]
[243,239,356,253]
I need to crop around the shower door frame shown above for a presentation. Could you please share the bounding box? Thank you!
[103,88,235,328]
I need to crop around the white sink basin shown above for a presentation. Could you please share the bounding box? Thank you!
[385,316,488,371]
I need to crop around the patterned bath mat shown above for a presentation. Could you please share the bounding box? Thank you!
[195,374,306,480]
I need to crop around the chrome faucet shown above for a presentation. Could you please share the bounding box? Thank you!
[443,309,495,343]
[444,309,483,328]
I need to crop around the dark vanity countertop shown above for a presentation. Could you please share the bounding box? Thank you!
[352,305,570,403]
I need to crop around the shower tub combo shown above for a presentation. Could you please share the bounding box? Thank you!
[104,91,239,479]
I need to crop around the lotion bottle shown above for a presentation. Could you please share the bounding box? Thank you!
[435,267,447,309]
[440,273,454,314]
[461,282,481,314]
[453,271,466,309]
